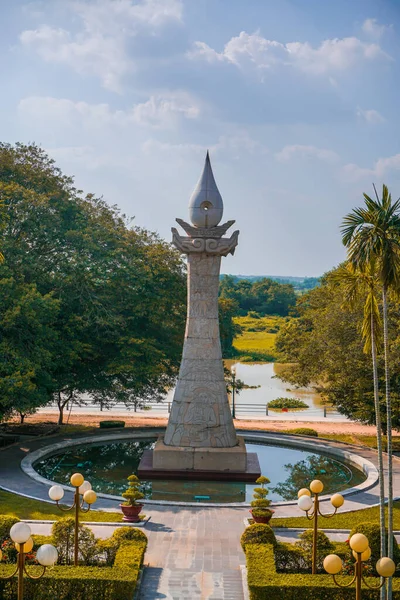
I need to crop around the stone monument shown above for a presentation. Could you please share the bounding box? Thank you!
[138,152,260,481]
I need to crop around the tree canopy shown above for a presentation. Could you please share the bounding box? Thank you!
[0,143,186,422]
[275,267,400,429]
[219,275,296,317]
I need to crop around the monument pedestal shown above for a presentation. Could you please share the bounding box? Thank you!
[138,435,261,482]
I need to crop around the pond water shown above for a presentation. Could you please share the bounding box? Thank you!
[165,361,341,420]
[35,439,366,503]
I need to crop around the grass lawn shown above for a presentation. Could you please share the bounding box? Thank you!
[233,315,285,360]
[0,489,123,522]
[272,502,400,530]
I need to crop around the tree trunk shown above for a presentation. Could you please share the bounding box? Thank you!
[371,314,386,600]
[57,392,64,425]
[19,413,25,424]
[383,286,393,600]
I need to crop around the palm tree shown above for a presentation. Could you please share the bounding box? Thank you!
[341,184,400,600]
[330,264,385,566]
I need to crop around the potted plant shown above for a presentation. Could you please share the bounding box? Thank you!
[120,475,145,522]
[250,475,274,524]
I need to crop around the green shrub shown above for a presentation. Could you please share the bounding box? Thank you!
[245,543,400,599]
[295,530,334,572]
[122,475,145,507]
[247,311,261,319]
[99,421,125,429]
[350,522,400,575]
[274,542,306,572]
[241,524,277,551]
[98,527,148,565]
[0,536,147,599]
[0,516,19,542]
[268,398,308,410]
[287,428,319,437]
[250,476,273,519]
[51,517,99,565]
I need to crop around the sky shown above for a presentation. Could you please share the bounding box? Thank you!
[1,0,400,277]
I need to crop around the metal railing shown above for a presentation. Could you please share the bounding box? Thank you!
[43,400,343,419]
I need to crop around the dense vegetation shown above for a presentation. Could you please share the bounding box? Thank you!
[275,268,400,429]
[0,143,186,423]
[219,275,296,316]
[221,274,320,293]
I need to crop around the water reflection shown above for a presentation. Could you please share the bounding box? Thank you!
[35,439,365,503]
[270,455,353,501]
[223,361,323,410]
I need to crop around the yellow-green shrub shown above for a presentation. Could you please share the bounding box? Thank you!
[245,543,400,599]
[0,534,147,599]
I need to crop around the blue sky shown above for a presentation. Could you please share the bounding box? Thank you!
[1,0,400,276]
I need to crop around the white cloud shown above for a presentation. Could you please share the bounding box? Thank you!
[356,107,385,124]
[19,0,183,92]
[362,18,390,39]
[276,144,339,163]
[188,30,390,78]
[343,153,400,181]
[18,92,201,129]
[142,130,267,158]
[131,92,200,127]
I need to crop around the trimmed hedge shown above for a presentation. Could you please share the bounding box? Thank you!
[286,428,318,437]
[245,543,400,599]
[99,421,125,429]
[241,524,277,551]
[0,538,147,599]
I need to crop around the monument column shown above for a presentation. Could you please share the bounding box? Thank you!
[139,152,260,479]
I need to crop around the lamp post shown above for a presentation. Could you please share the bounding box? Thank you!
[324,532,395,600]
[231,366,236,419]
[0,522,58,600]
[48,472,97,566]
[297,479,345,574]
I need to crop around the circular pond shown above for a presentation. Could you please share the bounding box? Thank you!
[34,439,366,504]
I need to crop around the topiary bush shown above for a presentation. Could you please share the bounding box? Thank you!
[99,421,125,429]
[250,476,273,520]
[349,522,400,575]
[122,475,145,507]
[287,428,319,437]
[295,530,334,572]
[241,524,277,552]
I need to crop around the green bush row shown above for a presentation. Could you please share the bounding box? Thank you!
[246,544,400,599]
[0,539,146,600]
[99,421,126,429]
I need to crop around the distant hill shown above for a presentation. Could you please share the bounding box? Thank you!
[220,274,320,292]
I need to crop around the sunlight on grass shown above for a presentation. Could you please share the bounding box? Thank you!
[232,315,285,359]
[0,490,122,522]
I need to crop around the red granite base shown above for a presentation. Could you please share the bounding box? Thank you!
[138,450,261,482]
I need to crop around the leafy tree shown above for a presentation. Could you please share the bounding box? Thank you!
[0,143,186,423]
[218,297,241,357]
[219,275,296,316]
[0,269,59,421]
[275,269,400,428]
[342,184,400,592]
